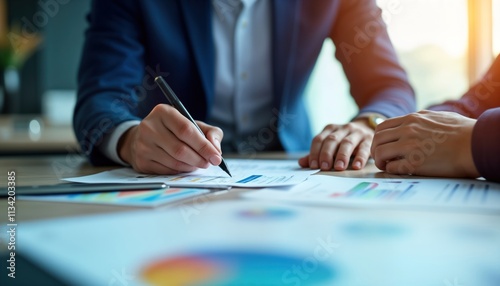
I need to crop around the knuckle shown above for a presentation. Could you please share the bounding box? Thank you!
[214,127,223,136]
[312,135,324,145]
[340,137,354,146]
[359,140,372,150]
[139,121,154,135]
[197,141,213,155]
[152,104,168,115]
[150,105,161,114]
[346,122,358,131]
[336,152,350,160]
[319,148,335,159]
[177,121,194,138]
[173,144,189,159]
[362,129,374,138]
[173,160,187,171]
[403,125,419,138]
[323,124,336,132]
[325,134,340,143]
[356,150,370,159]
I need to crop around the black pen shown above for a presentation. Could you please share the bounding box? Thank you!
[155,76,232,177]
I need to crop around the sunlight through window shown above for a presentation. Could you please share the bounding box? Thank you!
[378,0,469,109]
[494,0,500,56]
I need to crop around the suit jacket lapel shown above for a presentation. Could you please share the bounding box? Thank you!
[179,0,215,109]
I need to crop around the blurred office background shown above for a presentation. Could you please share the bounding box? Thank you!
[0,0,88,154]
[306,0,500,133]
[0,0,88,116]
[0,0,498,153]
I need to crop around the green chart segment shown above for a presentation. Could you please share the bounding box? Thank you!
[330,182,417,201]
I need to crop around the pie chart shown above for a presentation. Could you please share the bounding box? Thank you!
[237,208,295,219]
[141,250,335,285]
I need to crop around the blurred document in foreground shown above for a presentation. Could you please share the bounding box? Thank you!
[18,201,500,286]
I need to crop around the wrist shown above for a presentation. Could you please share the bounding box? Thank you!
[118,126,137,164]
[458,121,480,178]
[353,113,386,130]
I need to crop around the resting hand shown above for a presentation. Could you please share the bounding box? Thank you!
[371,110,480,178]
[118,104,223,174]
[299,120,374,171]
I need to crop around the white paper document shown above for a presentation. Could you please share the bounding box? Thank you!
[64,159,317,188]
[17,201,500,286]
[244,175,500,212]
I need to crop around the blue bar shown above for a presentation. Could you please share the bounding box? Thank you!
[398,184,415,200]
[236,175,263,183]
[445,184,460,202]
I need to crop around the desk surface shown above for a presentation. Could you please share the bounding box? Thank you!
[0,153,387,223]
[0,115,78,154]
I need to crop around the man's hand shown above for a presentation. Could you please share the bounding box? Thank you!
[371,110,480,178]
[118,104,223,174]
[299,120,374,171]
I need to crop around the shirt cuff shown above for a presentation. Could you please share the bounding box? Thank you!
[99,120,141,166]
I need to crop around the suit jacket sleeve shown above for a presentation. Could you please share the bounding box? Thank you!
[428,55,500,118]
[330,0,416,118]
[429,55,500,182]
[74,0,144,165]
[471,108,500,182]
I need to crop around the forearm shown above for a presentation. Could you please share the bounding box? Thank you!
[75,0,146,165]
[332,0,416,118]
[73,91,142,165]
[429,55,500,118]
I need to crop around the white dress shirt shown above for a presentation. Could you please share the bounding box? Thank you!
[100,0,273,165]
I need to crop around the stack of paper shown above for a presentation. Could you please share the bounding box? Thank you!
[64,159,317,188]
[19,159,318,207]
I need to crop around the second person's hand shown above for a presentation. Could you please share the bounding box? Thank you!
[118,104,223,174]
[298,120,374,171]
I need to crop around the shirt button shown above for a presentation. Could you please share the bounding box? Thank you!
[241,72,248,80]
[242,20,248,28]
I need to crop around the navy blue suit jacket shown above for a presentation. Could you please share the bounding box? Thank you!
[75,0,415,165]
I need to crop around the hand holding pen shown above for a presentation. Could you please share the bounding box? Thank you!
[117,78,231,176]
[155,76,231,177]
